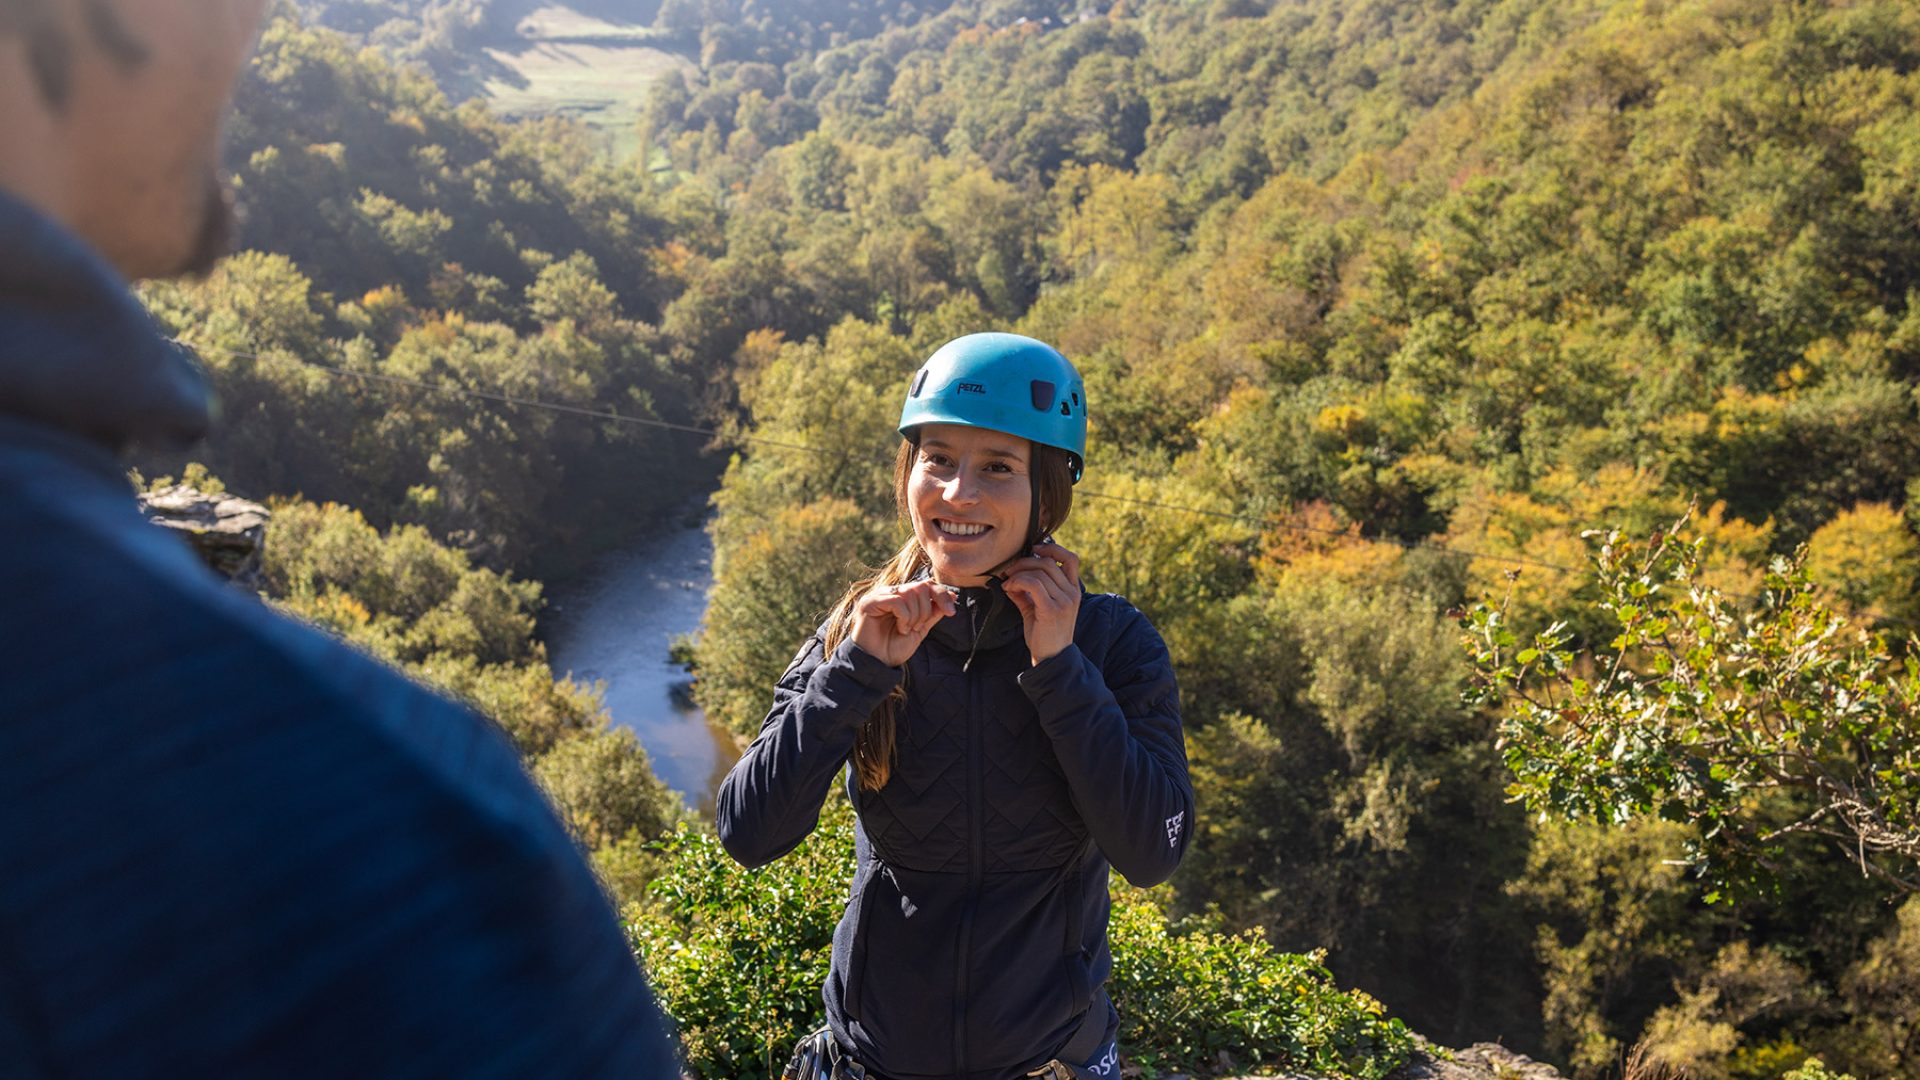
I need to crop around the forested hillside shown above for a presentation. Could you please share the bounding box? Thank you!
[138,13,719,573]
[655,0,1920,1073]
[161,0,1920,1074]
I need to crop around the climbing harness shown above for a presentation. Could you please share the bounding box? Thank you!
[780,1027,1102,1080]
[1024,1061,1096,1080]
[781,1027,867,1080]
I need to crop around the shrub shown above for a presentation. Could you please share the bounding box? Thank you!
[628,807,856,1080]
[531,728,685,852]
[1107,888,1415,1079]
[630,806,1415,1080]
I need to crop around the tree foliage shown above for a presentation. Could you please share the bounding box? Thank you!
[257,492,683,888]
[226,0,1920,1071]
[1467,521,1920,899]
[140,9,717,576]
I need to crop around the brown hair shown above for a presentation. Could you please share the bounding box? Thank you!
[824,436,1077,790]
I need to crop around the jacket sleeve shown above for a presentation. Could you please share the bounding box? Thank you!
[715,632,904,868]
[1017,603,1194,886]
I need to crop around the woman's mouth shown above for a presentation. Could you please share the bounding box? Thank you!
[935,519,991,538]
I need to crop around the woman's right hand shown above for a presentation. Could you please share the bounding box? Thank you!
[850,580,958,667]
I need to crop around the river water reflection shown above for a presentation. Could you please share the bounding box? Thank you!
[543,519,740,817]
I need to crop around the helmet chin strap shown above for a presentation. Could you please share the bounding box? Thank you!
[985,481,1045,583]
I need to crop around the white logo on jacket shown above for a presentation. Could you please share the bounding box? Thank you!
[1164,811,1184,849]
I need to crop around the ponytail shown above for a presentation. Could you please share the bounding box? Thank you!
[823,536,925,791]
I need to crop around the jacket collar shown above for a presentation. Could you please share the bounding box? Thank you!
[0,187,213,453]
[926,575,1026,657]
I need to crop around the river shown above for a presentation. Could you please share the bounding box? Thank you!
[542,517,740,817]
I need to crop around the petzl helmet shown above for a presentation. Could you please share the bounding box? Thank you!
[898,332,1088,483]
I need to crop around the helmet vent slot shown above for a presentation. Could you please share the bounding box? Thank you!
[909,369,929,398]
[1030,380,1056,412]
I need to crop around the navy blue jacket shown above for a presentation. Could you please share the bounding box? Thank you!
[0,189,680,1076]
[717,583,1193,1080]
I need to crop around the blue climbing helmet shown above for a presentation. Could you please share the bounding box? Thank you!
[897,332,1088,483]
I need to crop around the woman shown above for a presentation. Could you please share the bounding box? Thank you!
[716,333,1193,1080]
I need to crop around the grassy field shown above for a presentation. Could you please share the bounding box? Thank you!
[479,5,693,158]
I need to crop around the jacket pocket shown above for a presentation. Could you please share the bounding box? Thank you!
[1065,951,1093,1016]
[840,861,884,1022]
[1062,865,1091,1014]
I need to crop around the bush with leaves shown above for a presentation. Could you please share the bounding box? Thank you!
[532,728,686,851]
[693,497,897,736]
[1464,520,1920,900]
[630,802,1417,1080]
[1105,888,1415,1079]
[628,806,857,1080]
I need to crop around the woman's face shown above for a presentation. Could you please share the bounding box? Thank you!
[908,423,1033,588]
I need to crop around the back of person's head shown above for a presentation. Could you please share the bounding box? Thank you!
[0,0,269,279]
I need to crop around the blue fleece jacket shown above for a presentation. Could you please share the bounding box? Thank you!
[717,581,1194,1080]
[0,189,680,1076]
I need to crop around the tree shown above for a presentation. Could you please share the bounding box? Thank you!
[532,728,685,851]
[1466,519,1920,899]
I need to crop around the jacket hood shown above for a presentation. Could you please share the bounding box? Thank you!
[0,188,213,452]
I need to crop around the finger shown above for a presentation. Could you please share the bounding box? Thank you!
[864,592,904,623]
[1001,578,1038,620]
[1012,557,1074,598]
[1034,542,1080,586]
[921,582,959,619]
[1036,556,1075,595]
[900,580,948,614]
[998,556,1053,579]
[918,589,948,631]
[1004,569,1066,612]
[911,594,944,636]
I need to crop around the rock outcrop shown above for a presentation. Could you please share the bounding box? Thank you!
[1188,1040,1564,1080]
[138,485,271,588]
[1389,1042,1566,1080]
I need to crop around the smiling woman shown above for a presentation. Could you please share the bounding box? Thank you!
[714,332,1195,1080]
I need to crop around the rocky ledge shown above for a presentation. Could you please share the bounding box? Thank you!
[138,484,271,588]
[1174,1040,1563,1080]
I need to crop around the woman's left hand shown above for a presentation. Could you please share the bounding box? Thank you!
[1001,540,1081,666]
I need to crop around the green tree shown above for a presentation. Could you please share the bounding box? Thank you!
[1466,522,1920,899]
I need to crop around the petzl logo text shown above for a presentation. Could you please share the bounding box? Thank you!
[957,382,986,393]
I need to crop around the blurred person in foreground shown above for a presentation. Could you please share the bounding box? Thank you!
[0,2,679,1074]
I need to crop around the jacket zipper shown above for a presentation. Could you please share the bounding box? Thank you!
[953,599,988,1073]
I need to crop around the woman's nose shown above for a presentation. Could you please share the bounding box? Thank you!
[941,472,978,505]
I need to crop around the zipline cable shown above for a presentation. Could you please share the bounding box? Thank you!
[178,339,1797,591]
[199,338,1591,576]
[183,340,823,454]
